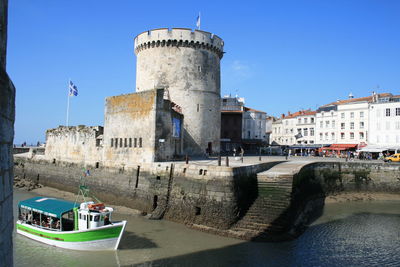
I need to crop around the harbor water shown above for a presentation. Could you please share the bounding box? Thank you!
[13,189,400,267]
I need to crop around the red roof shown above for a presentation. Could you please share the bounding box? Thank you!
[321,93,392,107]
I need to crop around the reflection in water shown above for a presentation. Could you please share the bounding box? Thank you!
[14,190,400,267]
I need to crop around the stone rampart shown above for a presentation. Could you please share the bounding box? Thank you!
[13,158,280,231]
[45,126,103,165]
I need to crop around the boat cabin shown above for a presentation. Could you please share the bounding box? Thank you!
[18,197,115,232]
[18,197,78,231]
[77,202,114,230]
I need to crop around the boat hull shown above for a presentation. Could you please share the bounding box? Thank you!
[16,220,127,251]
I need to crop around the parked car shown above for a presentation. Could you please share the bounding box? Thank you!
[384,153,400,162]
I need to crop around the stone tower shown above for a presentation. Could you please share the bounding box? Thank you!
[134,28,224,155]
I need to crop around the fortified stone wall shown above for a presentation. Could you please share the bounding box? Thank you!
[13,158,279,231]
[45,126,103,165]
[103,90,158,165]
[103,88,183,165]
[0,0,14,264]
[134,28,223,156]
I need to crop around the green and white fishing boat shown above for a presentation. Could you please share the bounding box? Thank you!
[16,178,127,251]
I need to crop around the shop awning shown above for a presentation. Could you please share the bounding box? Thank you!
[358,145,400,153]
[319,144,357,151]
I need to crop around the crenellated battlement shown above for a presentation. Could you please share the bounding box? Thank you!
[134,28,224,58]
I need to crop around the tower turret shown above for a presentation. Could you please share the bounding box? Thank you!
[134,28,224,155]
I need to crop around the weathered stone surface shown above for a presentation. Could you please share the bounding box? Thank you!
[45,126,103,165]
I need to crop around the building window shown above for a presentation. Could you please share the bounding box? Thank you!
[350,132,354,139]
[129,138,132,147]
[325,132,328,140]
[319,133,323,140]
[396,108,400,116]
[310,128,314,136]
[350,122,354,129]
[304,118,308,124]
[386,108,391,116]
[332,120,335,128]
[304,128,308,136]
[298,118,301,124]
[341,133,345,139]
[360,122,364,129]
[350,112,354,118]
[320,121,323,128]
[341,123,345,129]
[134,138,137,147]
[341,113,345,119]
[139,138,142,147]
[331,132,335,140]
[111,138,114,147]
[325,121,330,127]
[360,132,364,139]
[311,118,314,123]
[360,111,364,118]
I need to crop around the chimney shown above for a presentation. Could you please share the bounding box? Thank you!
[348,92,354,99]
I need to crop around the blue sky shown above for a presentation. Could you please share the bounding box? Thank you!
[8,0,400,144]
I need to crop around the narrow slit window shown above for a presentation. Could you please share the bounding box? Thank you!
[134,138,137,147]
[129,138,132,147]
[120,138,123,147]
[115,138,118,148]
[139,138,142,148]
[124,138,127,147]
[197,104,199,112]
[111,138,114,147]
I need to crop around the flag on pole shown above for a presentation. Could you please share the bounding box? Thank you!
[196,12,201,30]
[69,81,78,96]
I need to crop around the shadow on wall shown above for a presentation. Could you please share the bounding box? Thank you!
[183,131,207,157]
[253,163,327,241]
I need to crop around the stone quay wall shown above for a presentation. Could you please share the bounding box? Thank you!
[0,0,14,265]
[13,158,280,230]
[250,161,400,241]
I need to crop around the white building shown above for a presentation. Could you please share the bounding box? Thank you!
[270,110,316,146]
[242,107,267,142]
[315,105,338,145]
[294,111,316,145]
[369,94,400,147]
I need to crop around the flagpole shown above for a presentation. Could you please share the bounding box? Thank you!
[66,79,70,126]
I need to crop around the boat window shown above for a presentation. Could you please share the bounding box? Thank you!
[79,213,82,219]
[100,215,104,221]
[90,215,93,221]
[83,215,86,220]
[94,215,99,222]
